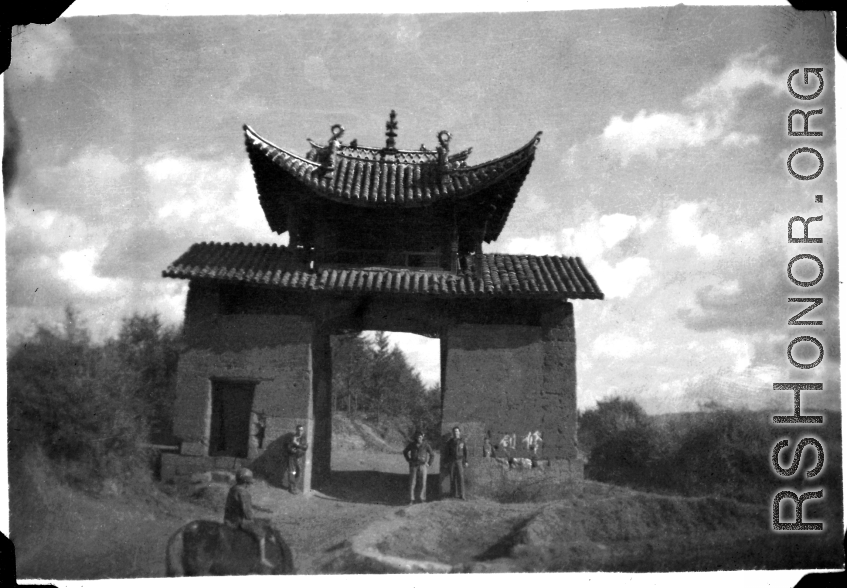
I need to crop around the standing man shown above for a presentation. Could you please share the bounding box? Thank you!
[444,426,469,500]
[283,424,308,494]
[403,431,434,505]
[224,468,273,569]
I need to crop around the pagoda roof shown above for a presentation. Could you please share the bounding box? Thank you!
[244,124,542,242]
[163,242,604,300]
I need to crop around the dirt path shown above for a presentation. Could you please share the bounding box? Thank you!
[249,449,437,573]
[13,448,425,579]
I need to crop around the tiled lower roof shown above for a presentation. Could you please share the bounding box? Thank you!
[163,242,604,300]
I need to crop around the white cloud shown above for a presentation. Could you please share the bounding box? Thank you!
[722,132,760,147]
[507,213,642,262]
[57,249,121,295]
[719,337,752,373]
[360,331,440,388]
[667,202,721,257]
[591,257,652,299]
[504,235,558,256]
[230,162,279,232]
[6,148,277,342]
[144,155,270,241]
[602,110,712,161]
[591,332,654,359]
[683,52,782,110]
[145,157,189,182]
[504,212,652,299]
[561,213,640,262]
[385,332,441,387]
[600,51,781,163]
[6,205,58,234]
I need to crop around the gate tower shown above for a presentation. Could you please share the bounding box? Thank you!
[162,112,603,494]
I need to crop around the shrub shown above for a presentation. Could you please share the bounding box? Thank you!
[579,396,664,484]
[581,396,843,506]
[7,308,174,486]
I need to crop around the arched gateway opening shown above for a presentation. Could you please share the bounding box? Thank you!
[161,114,603,495]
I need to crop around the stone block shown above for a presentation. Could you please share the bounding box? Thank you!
[190,472,212,484]
[213,456,242,470]
[181,441,208,457]
[212,471,236,484]
[175,455,212,474]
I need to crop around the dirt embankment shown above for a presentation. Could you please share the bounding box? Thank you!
[10,414,843,577]
[9,421,414,579]
[370,481,845,572]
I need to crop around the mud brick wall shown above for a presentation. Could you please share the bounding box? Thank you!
[174,282,316,490]
[441,303,579,493]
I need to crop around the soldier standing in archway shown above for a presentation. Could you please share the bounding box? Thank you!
[282,424,308,494]
[403,431,434,505]
[444,426,468,500]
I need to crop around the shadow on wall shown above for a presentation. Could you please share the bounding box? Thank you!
[250,437,291,489]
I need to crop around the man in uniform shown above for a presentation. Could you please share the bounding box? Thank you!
[224,468,273,569]
[283,424,308,494]
[443,426,469,499]
[403,431,434,505]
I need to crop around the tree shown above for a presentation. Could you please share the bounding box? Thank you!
[579,396,660,483]
[330,331,437,434]
[7,307,150,480]
[112,313,181,444]
[331,332,372,414]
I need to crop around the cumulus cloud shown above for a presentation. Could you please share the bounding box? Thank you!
[560,213,641,261]
[590,257,652,299]
[722,132,760,147]
[591,332,654,359]
[57,249,122,296]
[602,111,713,160]
[504,211,654,300]
[378,332,440,388]
[719,337,752,373]
[5,148,273,340]
[667,202,721,257]
[679,208,836,337]
[600,51,781,163]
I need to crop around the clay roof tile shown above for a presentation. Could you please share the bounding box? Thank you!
[163,243,603,300]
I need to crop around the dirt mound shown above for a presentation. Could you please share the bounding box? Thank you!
[332,413,406,453]
[368,483,828,572]
[9,447,216,579]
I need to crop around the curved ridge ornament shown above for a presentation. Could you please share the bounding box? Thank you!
[385,110,398,150]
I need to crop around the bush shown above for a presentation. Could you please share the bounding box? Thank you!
[579,396,665,485]
[581,396,843,506]
[7,308,177,487]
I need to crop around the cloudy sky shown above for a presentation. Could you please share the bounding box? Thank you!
[4,4,838,414]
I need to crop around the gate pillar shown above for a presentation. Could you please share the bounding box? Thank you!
[440,302,581,497]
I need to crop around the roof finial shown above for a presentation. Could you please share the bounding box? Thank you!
[324,124,345,172]
[437,130,452,177]
[385,110,398,150]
